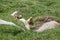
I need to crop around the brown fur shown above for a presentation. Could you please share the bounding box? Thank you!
[30,16,58,30]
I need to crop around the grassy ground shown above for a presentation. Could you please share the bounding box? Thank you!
[0,0,60,40]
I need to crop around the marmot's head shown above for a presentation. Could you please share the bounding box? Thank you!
[44,16,55,22]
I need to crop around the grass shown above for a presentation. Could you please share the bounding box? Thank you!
[0,0,60,40]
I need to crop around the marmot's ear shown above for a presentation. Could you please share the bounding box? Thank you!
[27,17,34,25]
